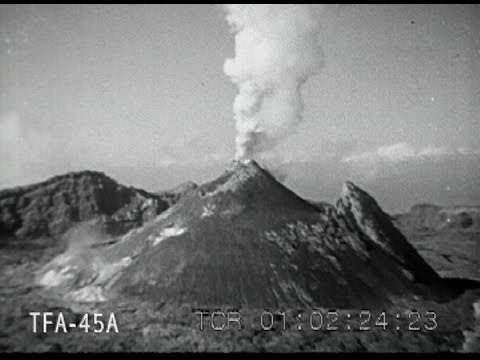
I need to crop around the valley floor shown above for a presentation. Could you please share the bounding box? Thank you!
[404,228,480,282]
[0,236,479,353]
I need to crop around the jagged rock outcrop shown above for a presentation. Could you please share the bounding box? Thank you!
[0,171,170,240]
[336,181,444,287]
[310,200,336,216]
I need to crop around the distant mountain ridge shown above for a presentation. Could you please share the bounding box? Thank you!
[2,168,478,242]
[0,170,190,241]
[393,203,480,232]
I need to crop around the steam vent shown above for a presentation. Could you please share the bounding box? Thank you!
[36,160,450,308]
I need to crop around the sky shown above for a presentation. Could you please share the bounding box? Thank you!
[0,4,479,212]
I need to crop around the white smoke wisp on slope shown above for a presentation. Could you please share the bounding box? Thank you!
[223,4,325,161]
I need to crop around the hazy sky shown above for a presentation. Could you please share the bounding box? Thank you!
[1,4,479,212]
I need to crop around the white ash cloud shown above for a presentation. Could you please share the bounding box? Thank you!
[223,4,325,161]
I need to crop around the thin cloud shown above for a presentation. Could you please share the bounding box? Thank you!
[456,146,480,156]
[341,142,450,164]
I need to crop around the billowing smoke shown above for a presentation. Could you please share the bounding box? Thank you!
[64,221,107,255]
[223,4,325,161]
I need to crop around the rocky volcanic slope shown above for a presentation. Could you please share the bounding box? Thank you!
[1,162,480,352]
[0,171,187,243]
[38,160,451,308]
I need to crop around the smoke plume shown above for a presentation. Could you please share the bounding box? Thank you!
[223,4,325,161]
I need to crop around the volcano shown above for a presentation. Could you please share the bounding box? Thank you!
[37,160,450,308]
